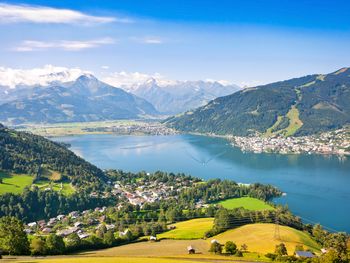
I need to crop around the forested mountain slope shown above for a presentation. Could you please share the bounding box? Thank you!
[166,68,350,136]
[0,123,106,190]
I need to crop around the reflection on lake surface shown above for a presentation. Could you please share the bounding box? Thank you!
[54,134,350,232]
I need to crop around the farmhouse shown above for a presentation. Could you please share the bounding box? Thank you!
[187,245,196,254]
[42,227,52,234]
[295,251,315,258]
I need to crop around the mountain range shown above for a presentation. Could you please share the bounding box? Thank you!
[166,67,350,136]
[0,68,240,124]
[0,74,158,125]
[122,79,240,114]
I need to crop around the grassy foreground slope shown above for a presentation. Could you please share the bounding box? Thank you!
[212,223,321,254]
[158,218,214,239]
[215,197,274,211]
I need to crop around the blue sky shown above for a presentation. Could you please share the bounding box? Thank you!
[1,0,350,86]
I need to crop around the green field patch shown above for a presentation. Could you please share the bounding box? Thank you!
[0,171,33,194]
[299,80,316,88]
[215,197,274,211]
[158,218,214,240]
[34,180,75,195]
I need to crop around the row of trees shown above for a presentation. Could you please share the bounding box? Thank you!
[209,240,246,256]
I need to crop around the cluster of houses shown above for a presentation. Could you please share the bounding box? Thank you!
[231,128,350,155]
[24,175,195,239]
[24,206,127,240]
[112,176,193,207]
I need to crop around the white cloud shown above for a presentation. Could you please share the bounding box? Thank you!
[240,80,264,88]
[0,65,90,88]
[102,71,175,88]
[143,37,163,44]
[101,65,110,70]
[205,78,232,86]
[0,3,128,25]
[131,36,164,45]
[14,38,115,52]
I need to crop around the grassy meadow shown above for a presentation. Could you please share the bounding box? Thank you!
[0,172,33,194]
[212,223,320,255]
[157,218,214,239]
[0,171,74,196]
[215,197,274,211]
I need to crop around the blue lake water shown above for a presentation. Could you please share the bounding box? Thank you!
[54,134,350,232]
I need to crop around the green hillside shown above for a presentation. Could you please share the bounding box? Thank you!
[215,197,274,211]
[166,67,350,136]
[212,223,321,254]
[0,123,107,192]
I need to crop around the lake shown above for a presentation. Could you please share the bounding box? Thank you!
[54,134,350,232]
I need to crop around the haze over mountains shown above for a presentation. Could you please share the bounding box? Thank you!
[122,78,240,114]
[166,67,350,136]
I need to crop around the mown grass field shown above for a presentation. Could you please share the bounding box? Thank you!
[157,218,214,239]
[212,223,320,255]
[0,171,33,194]
[215,197,274,211]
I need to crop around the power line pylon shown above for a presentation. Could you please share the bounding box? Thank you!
[274,211,280,240]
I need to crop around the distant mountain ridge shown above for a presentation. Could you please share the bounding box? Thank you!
[165,67,350,136]
[0,74,158,125]
[122,79,240,114]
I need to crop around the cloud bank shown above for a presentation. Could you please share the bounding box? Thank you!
[0,65,89,88]
[14,38,115,52]
[0,3,128,25]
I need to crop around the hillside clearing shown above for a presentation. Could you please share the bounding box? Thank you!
[158,218,214,239]
[284,106,303,136]
[215,197,274,211]
[0,172,33,194]
[212,223,320,255]
[34,180,75,195]
[265,116,283,136]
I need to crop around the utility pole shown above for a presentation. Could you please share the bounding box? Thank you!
[274,211,280,240]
